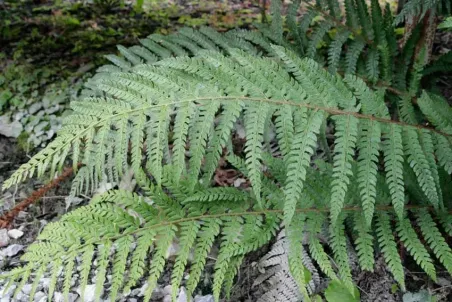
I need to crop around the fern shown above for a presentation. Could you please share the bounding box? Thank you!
[2,5,452,300]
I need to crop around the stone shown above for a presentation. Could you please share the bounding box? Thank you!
[163,296,172,302]
[28,103,43,115]
[0,229,9,247]
[21,284,32,295]
[54,292,78,302]
[163,285,172,296]
[0,116,23,138]
[0,284,16,298]
[34,121,49,133]
[130,282,148,297]
[150,287,164,300]
[194,295,214,302]
[7,229,24,239]
[2,244,24,257]
[15,291,26,301]
[34,291,47,302]
[76,284,98,302]
[177,287,189,302]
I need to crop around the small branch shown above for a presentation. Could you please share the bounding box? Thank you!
[0,165,76,229]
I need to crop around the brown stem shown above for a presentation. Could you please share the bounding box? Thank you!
[0,165,77,229]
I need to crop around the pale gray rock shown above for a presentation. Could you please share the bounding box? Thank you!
[177,287,189,302]
[54,292,78,302]
[0,116,22,138]
[33,291,46,302]
[76,284,98,302]
[163,296,172,302]
[0,284,16,298]
[194,295,214,302]
[28,103,43,115]
[163,285,172,296]
[131,283,149,297]
[14,291,26,301]
[2,244,24,257]
[21,284,32,295]
[7,229,24,239]
[0,229,9,247]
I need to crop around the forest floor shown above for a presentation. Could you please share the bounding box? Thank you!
[1,1,452,302]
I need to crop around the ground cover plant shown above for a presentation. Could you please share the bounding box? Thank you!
[1,0,452,301]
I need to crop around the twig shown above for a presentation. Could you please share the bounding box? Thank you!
[0,165,76,229]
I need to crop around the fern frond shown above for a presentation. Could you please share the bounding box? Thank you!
[270,0,284,43]
[330,115,359,224]
[307,21,333,59]
[287,0,303,54]
[186,218,221,295]
[171,221,200,300]
[417,91,452,135]
[306,213,337,279]
[403,127,439,209]
[287,214,311,301]
[356,119,381,225]
[416,208,452,275]
[328,29,351,74]
[345,39,366,75]
[283,108,324,225]
[375,212,405,290]
[329,215,354,294]
[344,0,359,28]
[353,212,374,271]
[382,124,406,219]
[355,0,374,40]
[396,215,436,281]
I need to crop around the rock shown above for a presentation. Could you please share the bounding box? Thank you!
[128,299,137,302]
[150,287,164,300]
[163,285,172,296]
[34,291,47,302]
[0,284,16,298]
[28,103,43,115]
[14,112,25,121]
[0,116,23,138]
[163,296,172,302]
[233,178,246,188]
[8,229,24,239]
[2,244,24,257]
[15,291,27,301]
[0,229,9,247]
[54,292,78,302]
[17,211,27,219]
[21,284,32,295]
[41,278,51,289]
[34,121,49,133]
[177,287,189,302]
[76,284,98,302]
[131,282,148,297]
[437,277,451,287]
[194,295,214,302]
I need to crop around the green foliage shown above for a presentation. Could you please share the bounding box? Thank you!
[2,0,452,301]
[395,0,451,25]
[324,279,360,302]
[439,17,452,29]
